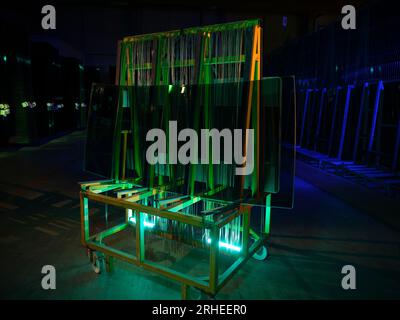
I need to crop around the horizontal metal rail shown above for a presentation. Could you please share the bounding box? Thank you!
[122,19,261,42]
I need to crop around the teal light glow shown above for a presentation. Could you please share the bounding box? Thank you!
[128,216,155,228]
[3,56,7,63]
[207,238,241,252]
[127,210,155,228]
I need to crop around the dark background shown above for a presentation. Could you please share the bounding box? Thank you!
[1,0,400,301]
[0,0,371,82]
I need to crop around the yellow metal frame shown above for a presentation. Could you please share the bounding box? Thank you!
[80,180,269,299]
[81,20,270,299]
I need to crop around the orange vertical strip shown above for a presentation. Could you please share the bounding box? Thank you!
[241,25,261,197]
[255,26,261,197]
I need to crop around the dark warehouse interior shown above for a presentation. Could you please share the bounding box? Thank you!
[0,0,400,301]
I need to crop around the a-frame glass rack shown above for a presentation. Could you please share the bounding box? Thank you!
[80,19,290,299]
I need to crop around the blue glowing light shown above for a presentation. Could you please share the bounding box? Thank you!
[282,16,288,28]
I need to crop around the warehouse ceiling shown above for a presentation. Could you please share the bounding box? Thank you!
[4,0,372,15]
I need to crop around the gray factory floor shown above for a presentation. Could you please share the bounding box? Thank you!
[0,131,400,299]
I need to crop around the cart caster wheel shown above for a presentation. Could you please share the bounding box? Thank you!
[89,251,104,274]
[252,245,268,261]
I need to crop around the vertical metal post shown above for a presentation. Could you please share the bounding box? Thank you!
[338,85,354,160]
[181,284,190,300]
[299,89,311,147]
[306,88,318,149]
[209,226,220,293]
[204,34,214,191]
[353,82,369,162]
[241,206,250,257]
[135,211,145,262]
[121,130,128,180]
[314,88,326,151]
[105,256,114,273]
[241,25,261,195]
[328,86,342,156]
[367,81,384,158]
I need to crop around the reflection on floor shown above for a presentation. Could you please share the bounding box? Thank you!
[0,131,399,299]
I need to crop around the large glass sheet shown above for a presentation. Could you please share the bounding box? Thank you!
[84,85,119,177]
[84,79,294,207]
[271,76,296,209]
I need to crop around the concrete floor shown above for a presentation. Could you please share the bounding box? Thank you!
[0,130,400,299]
